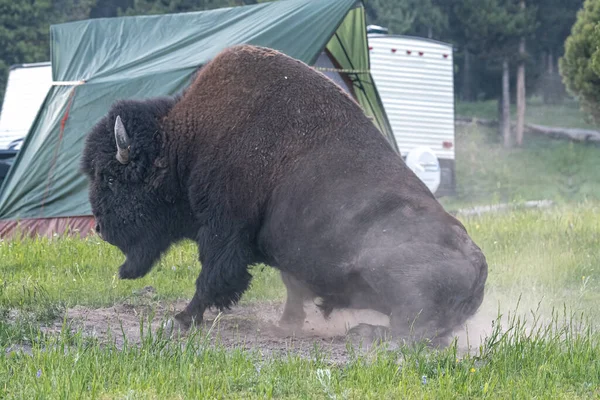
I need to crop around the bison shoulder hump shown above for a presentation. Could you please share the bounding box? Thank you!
[210,45,292,72]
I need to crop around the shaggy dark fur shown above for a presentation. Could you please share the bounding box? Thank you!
[81,44,488,345]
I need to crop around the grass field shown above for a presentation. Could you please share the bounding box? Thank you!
[439,123,600,211]
[2,110,600,398]
[455,96,599,130]
[441,96,600,211]
[1,202,600,398]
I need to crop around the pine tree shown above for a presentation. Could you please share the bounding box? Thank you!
[0,0,96,106]
[561,0,600,126]
[444,0,537,147]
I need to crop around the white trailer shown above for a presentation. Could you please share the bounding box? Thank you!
[367,30,456,196]
[0,62,52,150]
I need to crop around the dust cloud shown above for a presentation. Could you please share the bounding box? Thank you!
[33,280,590,364]
[448,286,587,357]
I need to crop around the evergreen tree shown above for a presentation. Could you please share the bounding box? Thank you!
[90,0,133,18]
[560,0,600,125]
[0,0,95,106]
[530,0,583,104]
[445,0,536,146]
[0,0,586,114]
[118,0,271,16]
[365,0,447,38]
[365,0,417,34]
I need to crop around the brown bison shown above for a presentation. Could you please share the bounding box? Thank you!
[80,44,487,345]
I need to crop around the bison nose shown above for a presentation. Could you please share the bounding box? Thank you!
[95,222,101,233]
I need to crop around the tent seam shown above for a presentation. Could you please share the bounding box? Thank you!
[40,87,78,217]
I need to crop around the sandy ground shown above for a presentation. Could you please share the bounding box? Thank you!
[18,285,500,364]
[40,297,392,364]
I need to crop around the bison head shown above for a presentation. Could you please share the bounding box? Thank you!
[80,97,194,279]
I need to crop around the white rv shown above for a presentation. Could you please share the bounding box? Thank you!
[0,62,52,150]
[367,28,456,196]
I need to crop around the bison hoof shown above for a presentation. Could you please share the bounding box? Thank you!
[278,317,304,333]
[425,335,452,349]
[347,323,391,343]
[161,318,188,339]
[174,311,202,330]
[162,318,181,337]
[278,308,306,333]
[118,262,143,280]
[161,313,202,338]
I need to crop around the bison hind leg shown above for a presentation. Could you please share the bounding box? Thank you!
[277,273,353,331]
[278,271,314,331]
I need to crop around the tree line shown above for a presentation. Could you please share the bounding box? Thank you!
[0,0,595,146]
[367,0,587,147]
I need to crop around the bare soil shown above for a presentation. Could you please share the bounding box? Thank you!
[36,286,493,364]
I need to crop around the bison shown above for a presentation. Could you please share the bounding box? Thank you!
[80,44,487,346]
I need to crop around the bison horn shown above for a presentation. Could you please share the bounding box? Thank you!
[114,115,130,164]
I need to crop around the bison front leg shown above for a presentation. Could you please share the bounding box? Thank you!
[174,228,254,329]
[118,237,171,279]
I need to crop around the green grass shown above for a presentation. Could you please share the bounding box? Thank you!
[2,202,600,398]
[455,97,598,130]
[463,203,600,319]
[2,107,600,397]
[0,235,286,326]
[439,122,600,210]
[1,312,599,399]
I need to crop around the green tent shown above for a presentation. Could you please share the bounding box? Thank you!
[0,0,397,238]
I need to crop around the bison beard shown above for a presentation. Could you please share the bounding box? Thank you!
[80,44,488,346]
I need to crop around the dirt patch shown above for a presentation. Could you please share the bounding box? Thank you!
[38,287,490,364]
[39,292,394,364]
